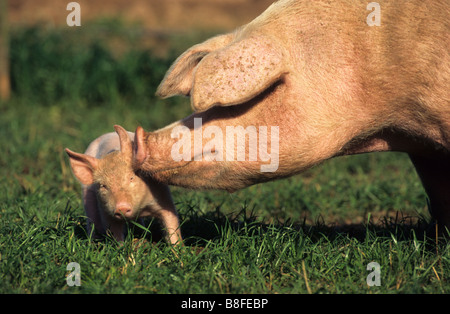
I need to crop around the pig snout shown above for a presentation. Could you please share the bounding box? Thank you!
[114,202,133,219]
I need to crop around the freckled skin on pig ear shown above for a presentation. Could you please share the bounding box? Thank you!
[191,35,288,112]
[156,33,234,99]
[65,148,99,185]
[156,32,288,113]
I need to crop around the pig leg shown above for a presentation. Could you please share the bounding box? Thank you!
[101,212,125,242]
[409,153,450,231]
[109,220,125,242]
[154,185,182,245]
[82,185,105,238]
[159,209,182,245]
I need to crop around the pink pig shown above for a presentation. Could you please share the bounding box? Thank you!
[133,0,450,229]
[65,125,181,243]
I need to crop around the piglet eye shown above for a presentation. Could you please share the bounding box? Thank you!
[99,184,107,189]
[130,176,135,182]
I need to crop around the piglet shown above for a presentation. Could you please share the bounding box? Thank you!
[65,125,181,244]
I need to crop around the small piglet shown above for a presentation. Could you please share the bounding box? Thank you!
[65,125,181,243]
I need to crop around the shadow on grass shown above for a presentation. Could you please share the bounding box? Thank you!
[176,205,446,247]
[69,201,446,250]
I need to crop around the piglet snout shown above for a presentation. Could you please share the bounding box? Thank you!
[115,202,133,219]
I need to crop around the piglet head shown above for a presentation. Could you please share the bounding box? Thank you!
[66,125,151,221]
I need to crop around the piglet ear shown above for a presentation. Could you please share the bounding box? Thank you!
[65,148,98,185]
[114,125,132,156]
[133,126,148,168]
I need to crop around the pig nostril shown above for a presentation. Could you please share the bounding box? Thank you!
[115,207,132,218]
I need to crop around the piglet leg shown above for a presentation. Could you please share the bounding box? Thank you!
[82,185,105,238]
[160,209,182,245]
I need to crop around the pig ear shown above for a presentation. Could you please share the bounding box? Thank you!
[190,34,288,112]
[65,148,98,185]
[156,33,234,99]
[114,125,132,155]
[133,126,148,168]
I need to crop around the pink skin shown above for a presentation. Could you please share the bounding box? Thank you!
[66,125,181,244]
[133,0,450,229]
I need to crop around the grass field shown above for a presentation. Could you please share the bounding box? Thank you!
[1,24,449,294]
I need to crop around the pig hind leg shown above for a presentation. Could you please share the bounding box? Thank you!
[409,153,450,232]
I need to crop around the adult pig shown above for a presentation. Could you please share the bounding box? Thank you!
[134,0,450,227]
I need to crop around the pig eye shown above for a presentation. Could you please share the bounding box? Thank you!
[99,183,108,190]
[130,176,135,182]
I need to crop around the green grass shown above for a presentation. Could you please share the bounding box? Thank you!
[1,24,449,294]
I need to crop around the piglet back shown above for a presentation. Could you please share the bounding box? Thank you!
[84,132,134,159]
